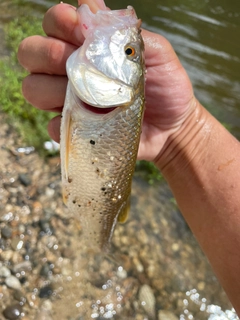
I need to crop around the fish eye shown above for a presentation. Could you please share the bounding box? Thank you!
[125,46,135,56]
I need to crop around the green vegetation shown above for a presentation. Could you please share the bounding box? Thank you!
[135,160,163,184]
[0,16,54,149]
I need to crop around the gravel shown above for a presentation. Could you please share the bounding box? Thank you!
[0,113,237,320]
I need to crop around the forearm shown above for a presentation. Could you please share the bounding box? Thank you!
[156,101,240,314]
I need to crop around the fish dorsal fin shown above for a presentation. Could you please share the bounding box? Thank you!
[117,195,131,223]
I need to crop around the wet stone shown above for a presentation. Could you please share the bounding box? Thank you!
[40,263,53,277]
[11,239,24,251]
[13,290,27,304]
[3,303,22,320]
[0,238,6,249]
[5,275,22,290]
[39,285,53,299]
[158,310,178,320]
[1,226,12,239]
[38,219,53,235]
[18,173,31,186]
[0,265,11,277]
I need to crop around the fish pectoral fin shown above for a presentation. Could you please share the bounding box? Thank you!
[117,195,131,223]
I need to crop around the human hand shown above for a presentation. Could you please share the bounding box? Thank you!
[18,0,197,163]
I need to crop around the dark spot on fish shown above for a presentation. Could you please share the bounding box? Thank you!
[96,168,100,174]
[78,204,81,207]
[72,200,76,204]
[101,187,106,191]
[90,140,95,145]
[92,161,94,164]
[68,177,72,183]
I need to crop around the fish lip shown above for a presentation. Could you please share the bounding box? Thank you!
[81,100,117,115]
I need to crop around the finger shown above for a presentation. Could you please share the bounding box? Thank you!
[43,3,84,45]
[18,35,76,75]
[22,74,67,111]
[78,0,107,12]
[48,115,61,143]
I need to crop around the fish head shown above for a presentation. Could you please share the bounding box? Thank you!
[66,5,145,108]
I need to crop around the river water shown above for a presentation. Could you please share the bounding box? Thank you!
[0,0,240,319]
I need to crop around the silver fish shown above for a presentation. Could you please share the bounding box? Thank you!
[60,4,145,250]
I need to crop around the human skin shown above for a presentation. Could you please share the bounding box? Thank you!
[18,0,240,314]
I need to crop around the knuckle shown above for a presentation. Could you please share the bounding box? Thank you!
[47,40,65,74]
[22,76,34,103]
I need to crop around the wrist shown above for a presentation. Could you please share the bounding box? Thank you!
[154,99,213,177]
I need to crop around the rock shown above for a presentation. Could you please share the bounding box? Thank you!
[40,263,53,278]
[0,265,11,277]
[158,310,178,320]
[11,239,24,251]
[13,290,26,304]
[12,261,31,274]
[5,275,22,290]
[3,303,22,320]
[1,226,12,239]
[18,173,31,186]
[39,285,53,299]
[139,284,156,318]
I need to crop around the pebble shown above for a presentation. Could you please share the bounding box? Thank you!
[3,303,22,320]
[1,226,12,239]
[18,173,31,186]
[0,265,11,277]
[5,275,22,290]
[13,290,27,304]
[158,310,178,320]
[39,285,53,299]
[11,239,24,251]
[12,261,31,274]
[138,284,156,318]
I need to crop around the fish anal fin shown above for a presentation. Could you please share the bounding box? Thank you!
[117,195,131,223]
[62,186,69,205]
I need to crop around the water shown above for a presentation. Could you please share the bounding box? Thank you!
[0,0,240,319]
[107,0,240,138]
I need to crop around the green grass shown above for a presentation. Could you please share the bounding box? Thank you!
[0,16,54,149]
[135,160,163,184]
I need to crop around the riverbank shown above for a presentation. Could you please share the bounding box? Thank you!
[0,112,236,319]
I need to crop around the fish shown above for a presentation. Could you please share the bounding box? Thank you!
[60,4,145,250]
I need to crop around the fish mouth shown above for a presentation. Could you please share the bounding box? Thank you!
[81,100,117,115]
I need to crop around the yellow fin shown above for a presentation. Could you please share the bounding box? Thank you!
[61,108,72,205]
[117,195,131,223]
